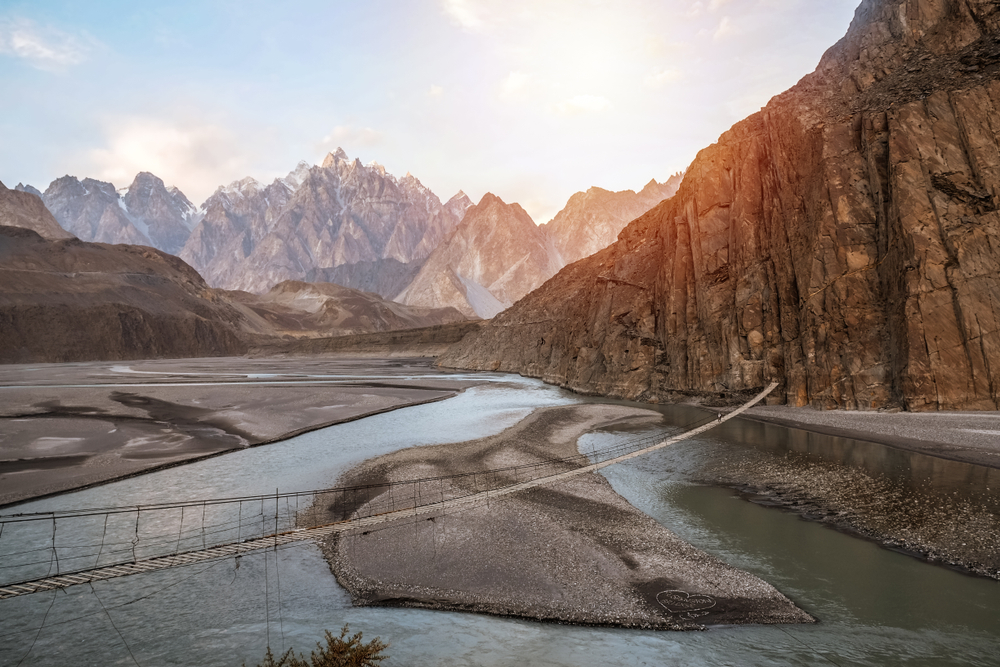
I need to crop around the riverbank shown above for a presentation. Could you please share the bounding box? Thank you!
[0,357,484,507]
[320,403,814,630]
[688,406,1000,580]
[743,405,1000,470]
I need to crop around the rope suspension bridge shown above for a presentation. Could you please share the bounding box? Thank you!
[0,383,777,600]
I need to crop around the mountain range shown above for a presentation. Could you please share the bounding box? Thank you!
[19,149,682,317]
[441,0,1000,412]
[41,172,200,254]
[0,186,469,362]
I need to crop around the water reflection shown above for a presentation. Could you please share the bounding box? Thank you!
[592,399,1000,500]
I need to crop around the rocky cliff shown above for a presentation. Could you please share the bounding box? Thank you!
[542,174,683,266]
[179,175,295,288]
[396,193,563,318]
[442,0,1000,412]
[121,172,200,254]
[0,181,74,240]
[43,175,151,247]
[41,172,200,253]
[180,149,470,294]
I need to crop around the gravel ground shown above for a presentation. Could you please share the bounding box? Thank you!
[319,404,814,630]
[700,407,1000,580]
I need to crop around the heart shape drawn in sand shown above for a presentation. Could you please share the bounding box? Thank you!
[656,590,716,614]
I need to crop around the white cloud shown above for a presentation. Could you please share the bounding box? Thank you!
[687,0,730,19]
[320,125,385,149]
[440,0,486,30]
[427,84,444,97]
[645,68,682,89]
[0,18,96,71]
[551,94,610,116]
[713,16,736,40]
[500,70,530,99]
[87,117,260,205]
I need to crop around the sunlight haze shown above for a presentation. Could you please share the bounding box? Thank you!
[1,0,859,222]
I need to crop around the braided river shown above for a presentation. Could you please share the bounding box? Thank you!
[1,371,998,666]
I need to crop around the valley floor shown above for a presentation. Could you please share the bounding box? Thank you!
[0,357,484,507]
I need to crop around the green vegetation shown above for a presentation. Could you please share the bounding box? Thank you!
[245,626,389,667]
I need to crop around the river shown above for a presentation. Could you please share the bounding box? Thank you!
[1,373,997,666]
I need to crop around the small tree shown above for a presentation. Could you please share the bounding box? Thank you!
[245,625,389,667]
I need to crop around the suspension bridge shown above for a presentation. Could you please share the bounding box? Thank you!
[0,382,778,600]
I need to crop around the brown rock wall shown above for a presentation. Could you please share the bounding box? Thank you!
[441,0,1000,411]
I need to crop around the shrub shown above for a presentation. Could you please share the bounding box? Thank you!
[245,625,389,667]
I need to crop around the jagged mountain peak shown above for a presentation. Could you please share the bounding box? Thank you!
[443,190,473,223]
[0,180,74,240]
[130,171,164,187]
[39,171,198,253]
[540,176,683,267]
[321,147,352,168]
[474,192,506,208]
[217,176,263,197]
[14,183,42,197]
[279,161,314,192]
[180,151,467,293]
[396,191,558,319]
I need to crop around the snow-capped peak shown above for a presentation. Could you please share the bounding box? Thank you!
[281,161,313,191]
[322,147,350,168]
[218,176,262,198]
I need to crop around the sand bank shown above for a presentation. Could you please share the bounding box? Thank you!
[0,357,483,507]
[321,404,814,630]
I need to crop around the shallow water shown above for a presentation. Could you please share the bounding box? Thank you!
[1,374,998,666]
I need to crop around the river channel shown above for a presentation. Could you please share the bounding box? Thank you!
[1,372,998,666]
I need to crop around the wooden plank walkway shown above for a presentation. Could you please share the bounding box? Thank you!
[0,382,777,599]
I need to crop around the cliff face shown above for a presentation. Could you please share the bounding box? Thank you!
[42,176,152,247]
[396,193,562,318]
[0,181,74,240]
[121,172,199,255]
[179,176,294,288]
[442,0,1000,411]
[542,175,683,267]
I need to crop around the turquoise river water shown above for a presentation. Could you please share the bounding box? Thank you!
[0,373,997,666]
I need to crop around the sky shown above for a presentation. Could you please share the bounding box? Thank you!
[0,0,860,224]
